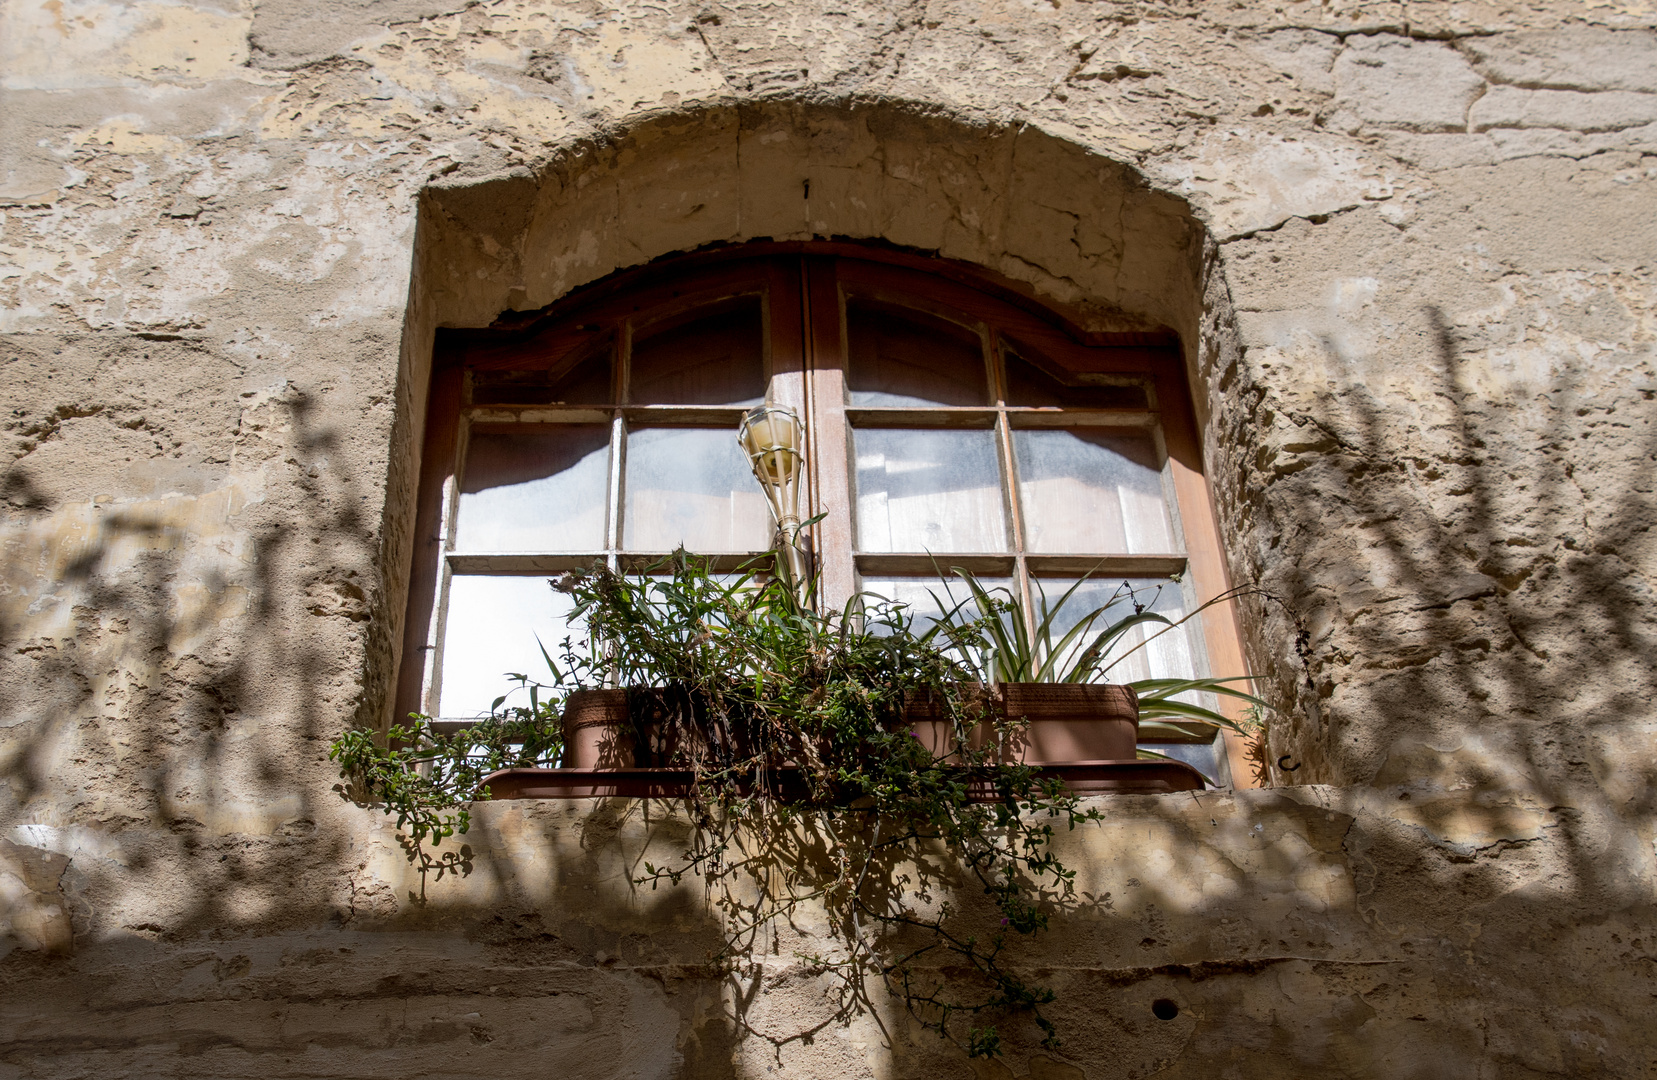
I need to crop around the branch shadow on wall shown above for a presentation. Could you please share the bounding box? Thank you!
[2,302,1653,1077]
[0,385,369,952]
[1247,298,1657,936]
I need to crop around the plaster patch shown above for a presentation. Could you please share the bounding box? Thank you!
[0,479,263,651]
[0,838,73,953]
[1155,129,1392,239]
[1390,800,1552,849]
[68,116,187,155]
[0,0,251,91]
[11,823,128,866]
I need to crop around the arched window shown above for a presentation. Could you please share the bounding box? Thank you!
[398,248,1246,782]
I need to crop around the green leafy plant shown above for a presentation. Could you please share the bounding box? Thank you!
[553,552,1105,1055]
[329,674,563,899]
[919,568,1268,744]
[331,552,1269,1058]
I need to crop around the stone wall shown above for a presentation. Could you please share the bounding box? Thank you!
[1,0,1654,1076]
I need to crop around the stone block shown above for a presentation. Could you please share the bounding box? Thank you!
[1156,128,1392,240]
[1461,28,1657,93]
[1239,29,1342,94]
[1329,34,1485,133]
[1470,85,1657,131]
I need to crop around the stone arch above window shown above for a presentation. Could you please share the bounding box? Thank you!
[380,102,1315,785]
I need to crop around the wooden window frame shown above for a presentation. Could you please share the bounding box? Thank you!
[396,244,1253,786]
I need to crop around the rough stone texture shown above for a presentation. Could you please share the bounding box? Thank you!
[1327,35,1486,134]
[0,0,1654,1075]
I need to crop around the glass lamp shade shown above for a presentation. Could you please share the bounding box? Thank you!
[739,404,809,589]
[739,404,802,486]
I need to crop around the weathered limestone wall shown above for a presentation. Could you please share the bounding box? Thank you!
[8,786,1657,1077]
[1,0,1654,1076]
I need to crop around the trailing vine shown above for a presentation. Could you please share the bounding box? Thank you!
[332,551,1261,1057]
[329,680,563,899]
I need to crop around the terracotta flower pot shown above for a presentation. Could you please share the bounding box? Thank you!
[563,682,1141,770]
[558,686,712,769]
[1000,683,1139,762]
[907,683,1139,764]
[902,682,990,761]
[559,688,634,768]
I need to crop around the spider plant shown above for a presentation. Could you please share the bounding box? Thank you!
[917,568,1267,740]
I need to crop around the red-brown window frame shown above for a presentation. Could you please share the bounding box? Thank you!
[396,243,1254,786]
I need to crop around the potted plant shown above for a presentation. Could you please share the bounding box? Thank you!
[557,564,1259,781]
[906,570,1262,777]
[331,550,1268,1059]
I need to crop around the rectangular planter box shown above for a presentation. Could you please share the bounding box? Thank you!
[532,682,1200,797]
[481,759,1206,800]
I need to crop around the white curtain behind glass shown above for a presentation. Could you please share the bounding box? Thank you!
[854,429,1006,553]
[438,575,583,718]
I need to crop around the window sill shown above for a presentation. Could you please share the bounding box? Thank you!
[480,760,1207,800]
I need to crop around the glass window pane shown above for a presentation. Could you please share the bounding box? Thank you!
[630,298,765,405]
[846,299,987,407]
[623,427,771,551]
[1030,576,1196,685]
[455,427,611,552]
[854,428,1006,553]
[859,574,1015,638]
[1013,429,1173,553]
[471,340,613,405]
[1152,739,1227,783]
[438,575,584,718]
[1003,345,1149,409]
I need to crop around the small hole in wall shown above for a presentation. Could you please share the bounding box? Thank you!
[1152,998,1180,1021]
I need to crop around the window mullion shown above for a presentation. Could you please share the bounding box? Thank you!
[989,327,1037,650]
[423,405,469,718]
[424,562,454,717]
[804,257,857,610]
[607,322,631,571]
[605,409,625,569]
